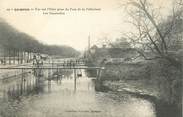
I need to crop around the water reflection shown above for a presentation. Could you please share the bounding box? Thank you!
[0,70,156,117]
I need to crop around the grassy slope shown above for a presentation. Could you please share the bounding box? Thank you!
[100,60,182,109]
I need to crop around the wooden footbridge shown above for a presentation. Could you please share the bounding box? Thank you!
[0,58,105,99]
[0,58,105,80]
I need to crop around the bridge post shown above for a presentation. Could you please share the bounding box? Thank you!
[57,65,59,82]
[48,68,51,91]
[96,69,100,80]
[97,68,103,80]
[20,68,24,95]
[74,69,77,91]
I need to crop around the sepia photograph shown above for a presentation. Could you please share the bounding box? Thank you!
[0,0,182,117]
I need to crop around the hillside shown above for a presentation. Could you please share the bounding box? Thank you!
[0,18,80,57]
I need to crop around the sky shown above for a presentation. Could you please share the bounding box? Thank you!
[0,0,173,51]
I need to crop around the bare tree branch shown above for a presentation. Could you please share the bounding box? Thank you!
[123,0,182,69]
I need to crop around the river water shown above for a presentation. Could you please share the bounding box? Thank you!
[0,70,156,117]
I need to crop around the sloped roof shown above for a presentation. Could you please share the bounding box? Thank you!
[93,47,137,58]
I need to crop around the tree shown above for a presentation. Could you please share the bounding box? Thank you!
[0,18,80,58]
[125,0,182,69]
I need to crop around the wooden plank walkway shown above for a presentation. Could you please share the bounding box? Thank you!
[0,66,104,70]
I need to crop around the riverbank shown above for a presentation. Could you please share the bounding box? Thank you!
[0,72,157,117]
[97,59,182,117]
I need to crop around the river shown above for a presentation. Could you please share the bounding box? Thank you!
[0,70,156,117]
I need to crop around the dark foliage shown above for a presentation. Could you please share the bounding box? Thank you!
[0,18,80,57]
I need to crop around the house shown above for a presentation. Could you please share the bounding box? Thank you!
[89,45,138,64]
[90,45,98,54]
